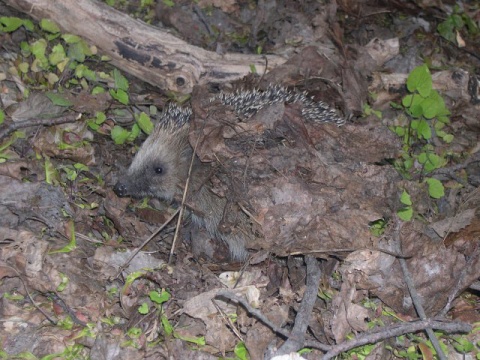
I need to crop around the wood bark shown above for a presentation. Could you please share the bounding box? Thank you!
[5,0,286,93]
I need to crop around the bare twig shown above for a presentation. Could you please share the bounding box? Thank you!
[0,113,81,140]
[216,290,332,352]
[192,5,214,37]
[288,247,410,258]
[168,169,194,264]
[168,109,205,264]
[216,290,471,358]
[111,208,180,279]
[220,211,473,358]
[393,220,448,360]
[46,292,86,327]
[212,299,244,341]
[1,262,57,325]
[320,319,471,360]
[276,256,322,356]
[439,244,480,317]
[75,232,104,244]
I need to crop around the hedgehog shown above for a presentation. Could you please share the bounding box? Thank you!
[113,86,344,261]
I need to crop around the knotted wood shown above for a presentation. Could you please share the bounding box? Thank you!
[5,0,286,93]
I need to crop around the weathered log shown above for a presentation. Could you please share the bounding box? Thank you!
[5,0,286,93]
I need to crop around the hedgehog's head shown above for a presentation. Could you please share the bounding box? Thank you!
[114,106,192,202]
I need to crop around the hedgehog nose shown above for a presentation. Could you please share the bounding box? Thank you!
[113,182,128,197]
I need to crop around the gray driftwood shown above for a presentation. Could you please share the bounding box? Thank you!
[5,0,286,93]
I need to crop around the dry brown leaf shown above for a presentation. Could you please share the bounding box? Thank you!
[430,208,476,238]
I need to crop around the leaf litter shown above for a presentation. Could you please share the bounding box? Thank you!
[0,0,479,358]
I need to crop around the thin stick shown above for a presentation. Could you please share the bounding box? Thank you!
[0,114,81,140]
[276,256,322,355]
[216,290,471,357]
[112,208,179,279]
[168,112,204,264]
[217,290,332,352]
[320,319,471,359]
[2,262,57,325]
[212,299,244,341]
[393,220,448,360]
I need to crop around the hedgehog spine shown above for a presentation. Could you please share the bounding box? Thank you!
[159,86,344,127]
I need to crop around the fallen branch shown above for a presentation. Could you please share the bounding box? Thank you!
[0,114,81,141]
[393,220,447,360]
[439,244,480,316]
[1,262,58,326]
[320,319,471,359]
[5,0,286,94]
[275,256,322,356]
[216,290,332,352]
[111,208,179,280]
[217,290,471,358]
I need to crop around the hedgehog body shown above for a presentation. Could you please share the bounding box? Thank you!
[113,87,344,261]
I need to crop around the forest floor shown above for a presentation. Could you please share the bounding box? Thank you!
[0,0,479,359]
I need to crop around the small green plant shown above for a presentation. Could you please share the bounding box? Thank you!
[391,344,423,360]
[342,341,375,359]
[2,292,25,301]
[138,289,171,317]
[61,163,89,182]
[317,287,334,302]
[363,103,382,119]
[389,323,477,359]
[140,0,155,7]
[390,64,453,219]
[57,315,75,330]
[437,5,479,46]
[387,332,450,360]
[0,15,144,161]
[398,190,413,221]
[0,16,34,33]
[451,336,475,354]
[135,288,206,346]
[123,327,143,348]
[234,342,250,360]
[110,110,155,145]
[56,272,70,292]
[0,131,25,162]
[368,218,387,236]
[1,18,97,88]
[391,64,453,175]
[49,220,77,253]
[109,68,130,105]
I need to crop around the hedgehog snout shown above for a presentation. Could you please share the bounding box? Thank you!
[113,181,129,197]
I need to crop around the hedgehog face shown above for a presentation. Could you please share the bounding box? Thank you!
[114,123,191,202]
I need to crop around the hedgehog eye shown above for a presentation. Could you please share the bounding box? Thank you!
[154,166,164,175]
